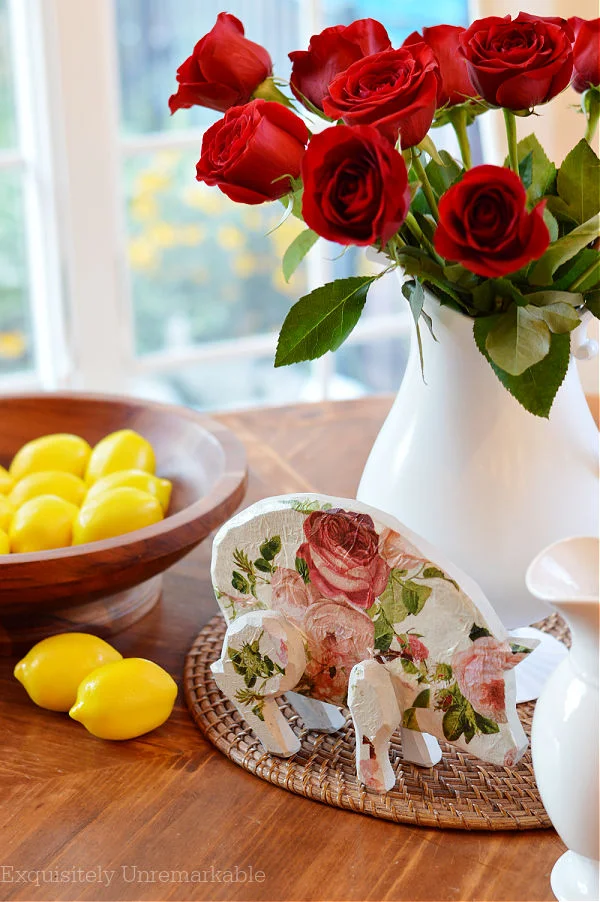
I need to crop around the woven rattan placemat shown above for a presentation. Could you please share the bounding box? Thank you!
[183,613,568,831]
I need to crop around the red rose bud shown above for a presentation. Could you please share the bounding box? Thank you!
[322,45,439,148]
[289,18,391,113]
[434,165,550,278]
[169,13,272,114]
[459,13,573,111]
[404,25,477,107]
[301,124,411,246]
[195,100,309,204]
[569,17,600,92]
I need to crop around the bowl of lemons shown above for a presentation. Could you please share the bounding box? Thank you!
[0,393,247,654]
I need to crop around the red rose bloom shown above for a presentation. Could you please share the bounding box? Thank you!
[297,509,390,609]
[569,17,600,92]
[169,13,272,114]
[322,45,439,147]
[289,18,391,113]
[195,100,309,204]
[404,25,477,107]
[434,164,550,278]
[301,125,410,246]
[458,13,573,110]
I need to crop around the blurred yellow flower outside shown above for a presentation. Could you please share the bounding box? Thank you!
[0,331,26,360]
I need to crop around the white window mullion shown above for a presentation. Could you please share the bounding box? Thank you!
[8,0,67,389]
[39,0,131,393]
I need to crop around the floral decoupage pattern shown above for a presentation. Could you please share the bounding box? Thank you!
[211,494,533,766]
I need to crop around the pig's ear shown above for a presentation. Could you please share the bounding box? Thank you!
[504,638,541,670]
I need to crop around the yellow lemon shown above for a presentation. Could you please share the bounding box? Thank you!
[10,433,91,481]
[0,464,13,495]
[85,469,171,513]
[85,430,156,485]
[10,495,78,553]
[72,487,163,545]
[14,632,122,711]
[10,470,86,510]
[69,657,177,739]
[0,528,9,555]
[0,495,14,532]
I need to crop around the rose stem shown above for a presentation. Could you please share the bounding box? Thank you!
[584,91,600,144]
[503,109,520,174]
[403,212,445,266]
[410,148,439,221]
[448,107,472,169]
[568,258,600,292]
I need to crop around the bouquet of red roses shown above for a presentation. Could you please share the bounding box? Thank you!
[169,12,600,416]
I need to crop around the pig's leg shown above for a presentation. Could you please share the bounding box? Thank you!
[348,659,401,792]
[398,727,443,767]
[211,610,307,757]
[285,692,346,733]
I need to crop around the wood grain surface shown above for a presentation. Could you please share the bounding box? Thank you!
[2,394,591,902]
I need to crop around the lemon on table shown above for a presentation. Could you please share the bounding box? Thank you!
[10,470,86,510]
[85,469,171,513]
[69,657,177,739]
[0,495,14,532]
[9,495,78,554]
[10,434,91,481]
[0,528,9,555]
[0,464,13,495]
[85,430,156,486]
[14,633,123,711]
[73,486,163,545]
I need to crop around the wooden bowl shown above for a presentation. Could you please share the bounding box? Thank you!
[0,393,247,655]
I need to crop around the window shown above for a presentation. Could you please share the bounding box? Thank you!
[0,0,475,409]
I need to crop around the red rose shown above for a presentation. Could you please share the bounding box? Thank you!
[301,125,410,246]
[289,18,391,113]
[322,46,439,147]
[296,509,390,609]
[458,13,573,110]
[404,25,477,107]
[169,13,272,114]
[569,17,600,92]
[433,164,550,278]
[196,100,309,204]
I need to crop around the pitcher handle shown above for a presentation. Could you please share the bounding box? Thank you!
[572,310,599,361]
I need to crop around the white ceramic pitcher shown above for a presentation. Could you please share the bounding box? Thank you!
[358,292,599,631]
[527,536,599,902]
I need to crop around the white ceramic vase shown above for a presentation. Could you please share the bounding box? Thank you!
[527,537,599,902]
[357,290,599,631]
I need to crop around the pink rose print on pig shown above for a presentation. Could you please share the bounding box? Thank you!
[400,634,429,662]
[297,509,390,609]
[452,637,526,723]
[270,567,320,626]
[378,527,426,572]
[303,599,375,704]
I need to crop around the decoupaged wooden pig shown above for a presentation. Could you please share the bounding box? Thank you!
[210,494,532,792]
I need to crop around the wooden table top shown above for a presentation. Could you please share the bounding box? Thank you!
[0,396,574,902]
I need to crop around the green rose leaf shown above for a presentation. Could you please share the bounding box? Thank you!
[474,318,569,418]
[552,249,600,292]
[504,133,556,203]
[510,642,534,655]
[484,305,551,376]
[422,566,446,580]
[526,290,583,307]
[543,207,559,243]
[527,301,581,334]
[555,139,600,224]
[528,214,600,286]
[425,150,463,197]
[401,580,432,616]
[254,558,272,573]
[402,707,421,731]
[282,228,319,282]
[232,571,250,594]
[586,289,600,318]
[434,662,453,681]
[275,276,375,366]
[401,658,420,675]
[473,712,500,734]
[469,623,492,641]
[295,556,310,583]
[413,689,431,708]
[402,278,426,377]
[260,536,281,561]
[518,150,533,190]
[373,615,394,653]
[380,569,411,623]
[442,706,465,742]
